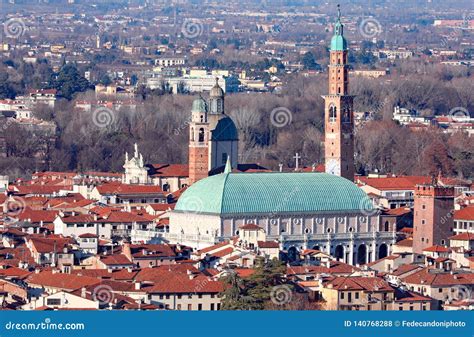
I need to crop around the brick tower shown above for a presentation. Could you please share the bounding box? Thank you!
[413,184,455,254]
[323,5,355,181]
[188,97,210,184]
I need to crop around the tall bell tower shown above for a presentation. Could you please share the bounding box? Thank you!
[323,5,355,182]
[188,97,210,184]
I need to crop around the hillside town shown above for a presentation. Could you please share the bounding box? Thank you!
[0,1,473,311]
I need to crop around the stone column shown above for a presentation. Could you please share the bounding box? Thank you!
[349,241,354,265]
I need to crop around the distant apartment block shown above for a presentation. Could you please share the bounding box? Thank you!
[154,57,186,67]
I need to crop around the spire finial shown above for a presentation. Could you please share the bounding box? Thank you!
[337,4,341,20]
[224,155,232,174]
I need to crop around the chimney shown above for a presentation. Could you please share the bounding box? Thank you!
[187,269,195,280]
[81,287,86,298]
[134,281,141,290]
[123,242,132,261]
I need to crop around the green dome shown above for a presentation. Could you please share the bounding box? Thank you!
[175,172,373,215]
[192,97,207,113]
[331,35,348,51]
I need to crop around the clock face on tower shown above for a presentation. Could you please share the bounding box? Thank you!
[326,159,341,176]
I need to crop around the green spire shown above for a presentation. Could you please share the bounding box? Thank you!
[224,155,232,174]
[330,4,348,51]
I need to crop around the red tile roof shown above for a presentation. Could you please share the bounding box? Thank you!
[383,207,412,216]
[449,232,474,241]
[395,238,413,247]
[239,223,261,230]
[257,241,279,249]
[146,272,224,294]
[13,185,72,195]
[422,245,451,253]
[210,247,234,258]
[26,271,101,290]
[197,241,231,255]
[148,203,175,212]
[78,233,98,239]
[358,176,431,191]
[96,183,163,195]
[29,237,70,254]
[147,164,189,177]
[454,206,474,221]
[18,209,59,223]
[324,276,393,292]
[402,268,474,286]
[287,261,359,276]
[100,254,133,266]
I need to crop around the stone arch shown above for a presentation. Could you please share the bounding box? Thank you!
[198,128,205,142]
[357,244,367,265]
[312,245,320,251]
[378,243,388,259]
[287,246,299,262]
[334,244,344,261]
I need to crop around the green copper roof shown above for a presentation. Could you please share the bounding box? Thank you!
[192,97,207,113]
[175,172,373,215]
[331,35,348,51]
[330,6,348,51]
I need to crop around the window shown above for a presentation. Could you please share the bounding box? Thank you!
[211,303,215,311]
[177,304,181,310]
[198,304,202,311]
[355,292,359,299]
[198,128,205,142]
[46,298,61,306]
[187,304,192,310]
[340,292,344,300]
[329,105,337,122]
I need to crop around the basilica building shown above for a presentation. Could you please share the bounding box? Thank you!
[168,9,396,265]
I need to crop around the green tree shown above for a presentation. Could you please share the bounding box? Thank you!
[220,258,288,310]
[302,52,321,70]
[50,64,90,100]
